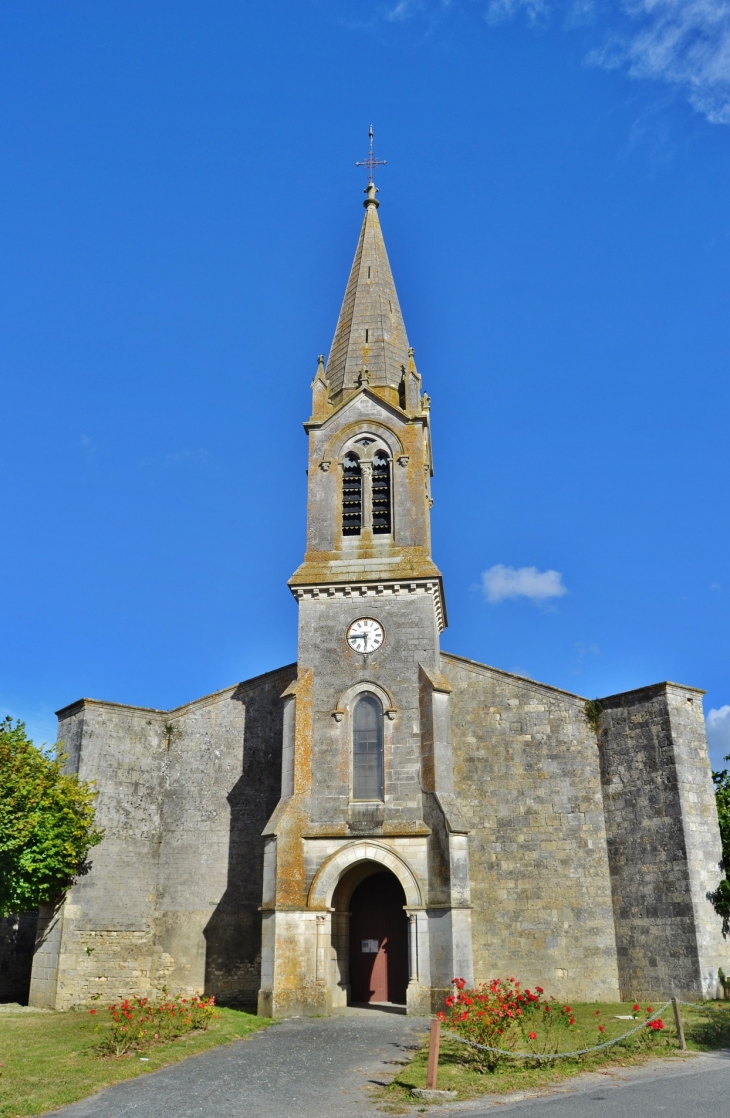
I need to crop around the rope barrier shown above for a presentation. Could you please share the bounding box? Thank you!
[678,999,730,1013]
[440,1001,673,1061]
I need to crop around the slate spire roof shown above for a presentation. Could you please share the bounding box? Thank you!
[324,183,410,401]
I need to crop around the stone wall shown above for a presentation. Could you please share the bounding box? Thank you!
[298,589,440,836]
[442,652,622,1002]
[598,683,729,999]
[29,665,295,1009]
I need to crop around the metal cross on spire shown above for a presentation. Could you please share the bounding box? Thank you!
[355,126,387,184]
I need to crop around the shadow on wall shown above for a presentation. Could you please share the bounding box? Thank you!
[202,666,296,1008]
[0,912,38,1004]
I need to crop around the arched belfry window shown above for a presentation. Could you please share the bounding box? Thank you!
[342,453,362,535]
[352,693,384,801]
[372,451,391,534]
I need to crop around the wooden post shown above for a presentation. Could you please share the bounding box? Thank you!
[671,997,686,1051]
[426,1018,441,1090]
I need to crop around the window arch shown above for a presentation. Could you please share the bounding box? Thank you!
[352,693,384,801]
[342,453,362,536]
[371,451,391,534]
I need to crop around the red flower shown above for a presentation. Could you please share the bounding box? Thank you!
[569,1018,576,1025]
[646,1007,652,1013]
[535,986,544,994]
[529,1031,537,1040]
[633,1004,640,1012]
[599,1025,605,1032]
[89,1009,97,1015]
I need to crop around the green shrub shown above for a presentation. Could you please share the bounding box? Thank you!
[0,717,103,915]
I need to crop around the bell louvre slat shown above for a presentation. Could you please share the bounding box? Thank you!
[342,453,362,535]
[372,452,391,534]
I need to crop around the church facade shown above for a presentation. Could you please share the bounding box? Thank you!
[29,181,729,1015]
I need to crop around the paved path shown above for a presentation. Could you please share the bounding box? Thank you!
[451,1050,730,1117]
[55,1012,730,1118]
[56,1008,426,1118]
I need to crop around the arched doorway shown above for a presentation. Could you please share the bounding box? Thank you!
[310,842,422,1010]
[347,871,409,1005]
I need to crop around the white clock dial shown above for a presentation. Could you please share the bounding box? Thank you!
[346,617,384,654]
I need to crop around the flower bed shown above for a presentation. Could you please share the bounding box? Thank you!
[438,978,666,1072]
[92,991,218,1056]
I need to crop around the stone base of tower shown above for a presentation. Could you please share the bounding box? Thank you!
[257,909,331,1018]
[257,832,476,1017]
[256,902,474,1018]
[426,906,475,1011]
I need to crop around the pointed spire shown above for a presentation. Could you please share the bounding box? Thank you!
[310,354,330,420]
[324,186,410,405]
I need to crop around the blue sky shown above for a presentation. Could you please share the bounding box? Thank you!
[1,0,729,766]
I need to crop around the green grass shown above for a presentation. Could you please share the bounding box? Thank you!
[379,1000,730,1112]
[0,1005,272,1117]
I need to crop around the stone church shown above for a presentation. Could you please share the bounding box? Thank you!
[28,178,728,1016]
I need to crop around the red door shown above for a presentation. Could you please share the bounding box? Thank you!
[349,872,409,1005]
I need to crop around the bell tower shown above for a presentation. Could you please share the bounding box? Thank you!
[258,164,474,1018]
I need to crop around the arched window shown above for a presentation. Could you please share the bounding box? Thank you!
[371,451,391,534]
[352,693,384,801]
[342,453,362,536]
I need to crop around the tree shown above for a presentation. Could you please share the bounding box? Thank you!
[711,756,730,933]
[0,717,104,916]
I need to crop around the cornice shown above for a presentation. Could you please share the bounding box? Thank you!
[290,576,447,633]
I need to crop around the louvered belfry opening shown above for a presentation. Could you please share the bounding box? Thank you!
[371,451,391,534]
[342,452,362,535]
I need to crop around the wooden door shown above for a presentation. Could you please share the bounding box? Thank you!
[349,872,409,1005]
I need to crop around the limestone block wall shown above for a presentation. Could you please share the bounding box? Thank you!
[442,652,621,1002]
[30,698,167,1008]
[29,665,294,1009]
[598,683,729,999]
[166,666,295,1005]
[297,591,440,834]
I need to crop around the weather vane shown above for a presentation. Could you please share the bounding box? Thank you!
[355,126,387,184]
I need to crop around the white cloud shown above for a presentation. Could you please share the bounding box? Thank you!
[395,0,730,125]
[707,705,730,762]
[385,0,452,21]
[482,563,568,602]
[587,1,730,125]
[486,0,548,24]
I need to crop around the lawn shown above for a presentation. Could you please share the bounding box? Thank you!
[0,1004,272,1117]
[379,1000,730,1111]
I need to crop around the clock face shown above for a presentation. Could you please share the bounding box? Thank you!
[346,617,384,654]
